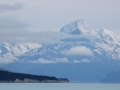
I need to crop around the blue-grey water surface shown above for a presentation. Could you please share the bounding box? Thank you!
[0,83,120,90]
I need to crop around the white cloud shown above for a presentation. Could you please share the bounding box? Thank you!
[0,3,24,11]
[37,58,56,63]
[32,58,55,64]
[29,57,69,64]
[0,53,18,63]
[118,53,120,59]
[0,25,99,44]
[73,60,81,63]
[81,59,91,63]
[55,57,69,63]
[0,50,2,53]
[0,17,29,29]
[61,46,93,56]
[73,59,91,63]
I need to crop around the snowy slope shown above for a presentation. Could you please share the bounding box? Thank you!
[94,28,120,60]
[0,43,42,63]
[2,43,42,56]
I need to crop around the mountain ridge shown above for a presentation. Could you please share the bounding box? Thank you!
[0,20,120,82]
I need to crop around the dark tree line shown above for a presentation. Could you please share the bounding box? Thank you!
[0,70,68,82]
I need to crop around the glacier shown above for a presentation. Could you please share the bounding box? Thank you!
[0,20,120,82]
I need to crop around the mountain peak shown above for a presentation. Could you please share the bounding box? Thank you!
[60,20,93,35]
[74,19,84,25]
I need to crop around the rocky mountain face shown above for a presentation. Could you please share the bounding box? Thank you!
[0,20,120,82]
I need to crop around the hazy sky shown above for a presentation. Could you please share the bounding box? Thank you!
[0,0,120,43]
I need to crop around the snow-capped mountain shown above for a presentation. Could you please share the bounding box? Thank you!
[60,20,96,35]
[0,20,120,82]
[61,20,120,60]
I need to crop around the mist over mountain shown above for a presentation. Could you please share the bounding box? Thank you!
[0,20,120,82]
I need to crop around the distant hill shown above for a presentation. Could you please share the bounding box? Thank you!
[0,70,69,83]
[100,71,120,83]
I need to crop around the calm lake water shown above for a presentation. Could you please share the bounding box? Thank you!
[0,83,120,90]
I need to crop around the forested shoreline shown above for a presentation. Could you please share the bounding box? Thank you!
[0,70,69,83]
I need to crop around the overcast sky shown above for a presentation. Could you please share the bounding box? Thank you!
[0,0,120,43]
